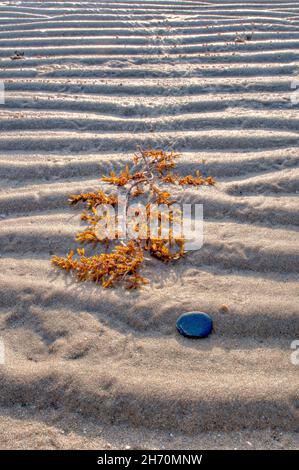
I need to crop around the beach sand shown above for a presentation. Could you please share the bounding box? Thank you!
[0,0,298,449]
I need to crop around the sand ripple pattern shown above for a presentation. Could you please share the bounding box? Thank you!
[0,0,298,450]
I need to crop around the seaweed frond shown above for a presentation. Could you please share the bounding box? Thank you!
[69,190,117,209]
[52,241,147,289]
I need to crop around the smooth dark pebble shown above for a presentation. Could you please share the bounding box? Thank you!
[176,312,213,338]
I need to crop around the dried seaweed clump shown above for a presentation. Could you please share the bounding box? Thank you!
[52,147,215,289]
[52,241,146,289]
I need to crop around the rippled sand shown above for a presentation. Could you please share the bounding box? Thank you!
[0,0,298,450]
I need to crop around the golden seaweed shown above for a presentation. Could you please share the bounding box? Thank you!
[52,147,215,289]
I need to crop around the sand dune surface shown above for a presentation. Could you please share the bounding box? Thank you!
[0,0,298,449]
